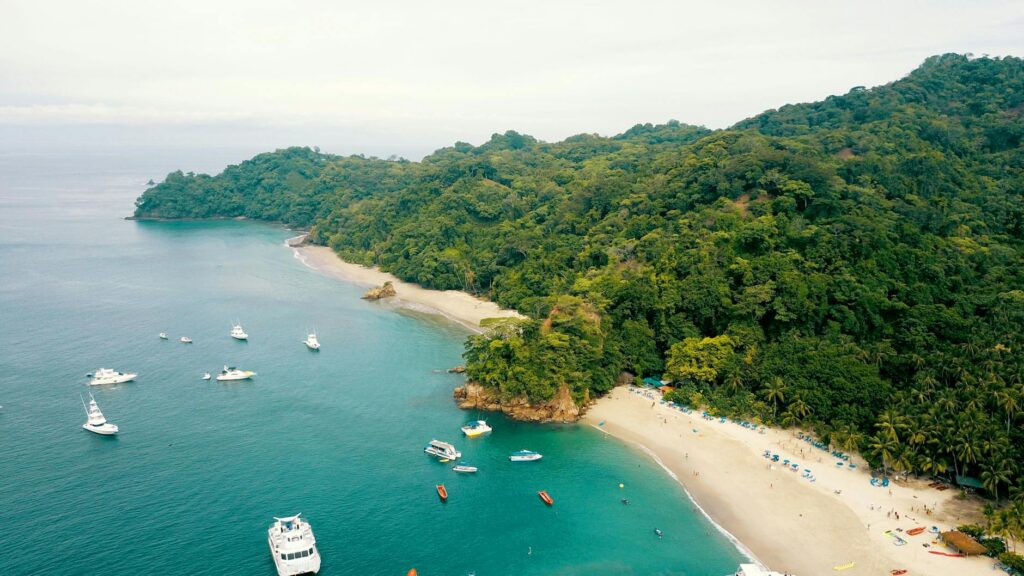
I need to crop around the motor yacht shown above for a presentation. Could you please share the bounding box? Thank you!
[88,368,137,386]
[267,514,321,576]
[81,393,118,435]
[508,450,543,462]
[216,366,255,381]
[461,420,491,437]
[231,323,248,341]
[424,439,461,460]
[180,336,193,344]
[303,332,320,351]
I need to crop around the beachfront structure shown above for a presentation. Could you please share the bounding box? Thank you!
[939,530,987,556]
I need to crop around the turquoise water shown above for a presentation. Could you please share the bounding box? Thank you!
[0,151,745,575]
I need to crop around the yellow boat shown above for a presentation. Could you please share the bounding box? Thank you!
[833,562,856,571]
[461,420,492,437]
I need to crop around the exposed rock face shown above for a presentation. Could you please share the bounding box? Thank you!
[453,382,581,423]
[447,365,466,374]
[362,281,396,300]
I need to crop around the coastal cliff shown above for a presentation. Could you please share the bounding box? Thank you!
[453,382,581,422]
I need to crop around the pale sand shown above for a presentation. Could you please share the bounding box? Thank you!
[294,245,524,332]
[584,386,991,576]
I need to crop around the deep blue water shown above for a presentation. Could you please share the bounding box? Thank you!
[0,151,745,575]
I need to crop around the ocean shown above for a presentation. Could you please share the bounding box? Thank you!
[0,150,745,575]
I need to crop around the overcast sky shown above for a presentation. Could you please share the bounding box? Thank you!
[1,0,1022,158]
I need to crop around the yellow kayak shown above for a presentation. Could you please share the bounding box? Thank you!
[833,562,856,571]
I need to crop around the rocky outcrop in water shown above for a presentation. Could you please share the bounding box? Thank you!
[453,382,581,422]
[362,281,396,300]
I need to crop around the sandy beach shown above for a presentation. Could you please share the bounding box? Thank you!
[584,386,991,576]
[294,244,524,332]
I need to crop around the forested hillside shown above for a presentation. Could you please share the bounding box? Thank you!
[135,54,1024,499]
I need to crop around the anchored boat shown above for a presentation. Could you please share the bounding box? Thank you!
[88,368,136,386]
[303,332,320,351]
[461,420,491,437]
[267,514,320,576]
[436,484,448,501]
[81,393,118,435]
[231,323,248,341]
[538,490,553,506]
[216,366,255,381]
[509,450,542,462]
[424,440,461,460]
[452,463,477,473]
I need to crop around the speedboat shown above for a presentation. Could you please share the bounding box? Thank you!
[452,463,478,473]
[231,323,248,341]
[461,420,492,437]
[159,332,168,340]
[180,336,193,344]
[424,440,461,460]
[89,368,137,386]
[216,366,255,381]
[81,393,118,435]
[508,450,542,462]
[303,332,320,351]
[201,373,211,381]
[267,514,321,576]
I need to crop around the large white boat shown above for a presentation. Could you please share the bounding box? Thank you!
[231,323,248,341]
[509,449,542,462]
[216,366,256,381]
[81,393,118,435]
[424,439,461,460]
[88,368,137,386]
[461,420,491,437]
[267,514,321,576]
[303,332,320,351]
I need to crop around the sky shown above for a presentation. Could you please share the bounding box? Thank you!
[1,0,1022,159]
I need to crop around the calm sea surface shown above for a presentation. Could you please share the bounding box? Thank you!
[0,150,745,575]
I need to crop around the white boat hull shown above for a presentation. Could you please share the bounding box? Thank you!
[305,342,320,350]
[216,373,253,381]
[89,374,136,386]
[268,537,320,576]
[83,422,118,435]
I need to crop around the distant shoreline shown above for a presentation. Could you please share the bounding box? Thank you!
[292,243,523,333]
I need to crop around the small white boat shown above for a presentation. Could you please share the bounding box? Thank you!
[734,564,787,576]
[509,450,542,462]
[453,463,478,473]
[267,514,321,576]
[424,439,461,460]
[159,332,168,340]
[303,332,320,351]
[88,368,137,386]
[180,336,193,344]
[461,420,492,437]
[231,323,248,341]
[201,373,211,381]
[216,365,255,381]
[81,393,118,435]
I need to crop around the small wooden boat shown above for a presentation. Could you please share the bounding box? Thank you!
[436,484,448,502]
[538,490,553,506]
[907,527,925,536]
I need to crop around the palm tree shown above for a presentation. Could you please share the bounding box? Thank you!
[995,388,1021,434]
[876,409,908,442]
[867,433,899,476]
[789,395,811,420]
[764,377,786,419]
[982,463,1012,502]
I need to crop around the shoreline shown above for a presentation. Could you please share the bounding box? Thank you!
[584,386,990,576]
[291,243,523,333]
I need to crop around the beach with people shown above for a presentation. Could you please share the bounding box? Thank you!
[584,385,992,576]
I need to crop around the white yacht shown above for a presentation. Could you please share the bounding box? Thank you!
[216,366,255,381]
[509,450,543,462]
[231,323,248,341]
[180,336,193,344]
[267,514,321,576]
[461,420,492,437]
[453,463,478,473]
[303,332,320,351]
[81,393,118,435]
[159,332,168,340]
[424,439,461,460]
[88,368,137,386]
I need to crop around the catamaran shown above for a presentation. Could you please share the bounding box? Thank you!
[424,440,461,460]
[81,393,118,435]
[303,332,320,351]
[461,420,491,437]
[267,514,321,576]
[508,450,542,462]
[216,366,256,381]
[88,368,137,386]
[231,323,248,341]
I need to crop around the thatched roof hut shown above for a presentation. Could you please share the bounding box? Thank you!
[939,531,987,555]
